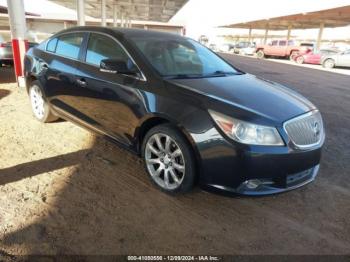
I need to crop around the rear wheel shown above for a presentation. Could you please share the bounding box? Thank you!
[323,59,335,69]
[256,50,265,59]
[142,124,196,194]
[290,51,298,61]
[296,56,304,64]
[29,81,58,123]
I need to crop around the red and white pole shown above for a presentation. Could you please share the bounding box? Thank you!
[7,0,28,87]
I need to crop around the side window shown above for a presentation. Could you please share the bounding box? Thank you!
[271,40,278,46]
[279,40,287,46]
[46,38,58,52]
[86,33,129,66]
[55,34,84,59]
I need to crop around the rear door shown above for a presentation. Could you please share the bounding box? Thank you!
[73,32,147,146]
[276,40,288,56]
[42,33,86,116]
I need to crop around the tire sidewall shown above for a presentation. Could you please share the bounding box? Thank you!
[296,56,304,64]
[324,59,335,68]
[141,124,196,194]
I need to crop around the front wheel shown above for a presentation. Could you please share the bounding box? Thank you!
[29,81,58,123]
[323,59,335,69]
[142,124,196,194]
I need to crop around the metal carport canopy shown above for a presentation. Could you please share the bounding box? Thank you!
[220,5,350,30]
[48,0,188,22]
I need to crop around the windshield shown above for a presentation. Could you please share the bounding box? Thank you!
[130,36,239,78]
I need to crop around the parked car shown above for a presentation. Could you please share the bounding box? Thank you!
[239,43,256,56]
[209,43,218,52]
[256,40,304,60]
[24,27,325,195]
[299,42,315,49]
[0,42,13,66]
[218,43,235,53]
[0,41,38,67]
[233,41,251,54]
[294,49,339,65]
[198,35,209,46]
[321,49,350,68]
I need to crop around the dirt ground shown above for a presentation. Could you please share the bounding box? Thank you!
[0,57,350,256]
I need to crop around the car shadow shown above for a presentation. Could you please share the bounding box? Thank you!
[0,132,256,255]
[0,89,11,100]
[0,124,349,255]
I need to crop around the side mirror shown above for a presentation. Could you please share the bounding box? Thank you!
[100,59,137,75]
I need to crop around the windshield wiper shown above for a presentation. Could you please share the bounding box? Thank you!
[165,71,243,79]
[205,70,243,77]
[164,74,205,79]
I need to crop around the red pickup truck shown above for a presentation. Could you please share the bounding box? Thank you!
[256,40,310,60]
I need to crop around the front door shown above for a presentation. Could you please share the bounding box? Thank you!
[74,32,147,147]
[337,50,350,67]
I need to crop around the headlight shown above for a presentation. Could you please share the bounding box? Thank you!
[209,110,284,146]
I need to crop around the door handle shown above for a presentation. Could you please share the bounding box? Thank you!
[76,78,87,87]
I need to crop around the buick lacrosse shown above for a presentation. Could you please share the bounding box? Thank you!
[24,27,325,195]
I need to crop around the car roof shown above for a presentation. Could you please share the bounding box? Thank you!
[56,26,184,40]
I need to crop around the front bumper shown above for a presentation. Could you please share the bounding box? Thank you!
[209,165,319,195]
[193,127,323,196]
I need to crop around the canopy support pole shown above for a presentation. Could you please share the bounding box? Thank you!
[316,22,324,50]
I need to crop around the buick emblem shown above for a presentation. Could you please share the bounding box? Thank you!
[312,121,320,138]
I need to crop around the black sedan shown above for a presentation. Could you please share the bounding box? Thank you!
[24,27,325,195]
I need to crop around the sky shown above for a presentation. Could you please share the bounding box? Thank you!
[1,0,350,42]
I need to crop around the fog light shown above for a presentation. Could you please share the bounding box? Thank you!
[245,179,262,189]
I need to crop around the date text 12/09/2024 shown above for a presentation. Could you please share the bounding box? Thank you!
[127,255,220,261]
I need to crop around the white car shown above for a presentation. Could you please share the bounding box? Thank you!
[240,46,256,56]
[321,49,350,68]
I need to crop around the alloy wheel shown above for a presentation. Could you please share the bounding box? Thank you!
[30,85,45,120]
[145,133,185,190]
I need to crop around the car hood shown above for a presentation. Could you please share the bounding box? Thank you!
[167,73,316,124]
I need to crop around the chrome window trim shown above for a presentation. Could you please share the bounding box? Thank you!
[43,30,147,82]
[283,110,324,149]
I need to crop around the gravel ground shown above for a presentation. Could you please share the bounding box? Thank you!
[0,56,349,256]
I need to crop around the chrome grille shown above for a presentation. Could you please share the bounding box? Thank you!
[284,111,324,148]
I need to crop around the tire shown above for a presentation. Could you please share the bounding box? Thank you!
[257,50,265,59]
[142,124,196,194]
[29,80,58,123]
[289,51,298,61]
[296,56,304,64]
[323,59,335,69]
